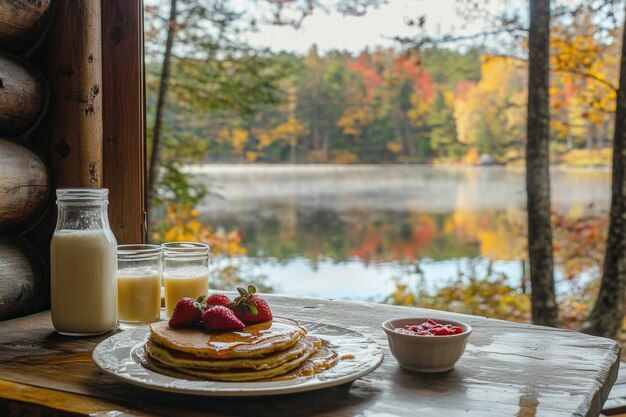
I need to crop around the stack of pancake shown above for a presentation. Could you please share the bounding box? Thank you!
[142,317,338,381]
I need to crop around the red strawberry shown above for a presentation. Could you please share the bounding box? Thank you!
[229,285,273,325]
[169,297,203,328]
[205,293,231,307]
[202,305,245,331]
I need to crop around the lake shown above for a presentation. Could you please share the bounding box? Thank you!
[188,164,611,301]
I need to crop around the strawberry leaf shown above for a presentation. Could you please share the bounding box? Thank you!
[237,287,247,297]
[248,285,256,295]
[247,304,258,315]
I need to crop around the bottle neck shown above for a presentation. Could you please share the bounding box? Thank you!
[55,203,112,232]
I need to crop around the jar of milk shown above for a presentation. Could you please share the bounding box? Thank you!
[51,188,117,336]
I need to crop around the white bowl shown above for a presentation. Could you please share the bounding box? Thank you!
[382,317,472,373]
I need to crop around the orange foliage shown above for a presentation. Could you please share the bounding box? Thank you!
[392,55,435,101]
[152,204,247,257]
[349,215,437,262]
[348,50,383,99]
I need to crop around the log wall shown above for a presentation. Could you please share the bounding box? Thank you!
[0,0,145,320]
[0,0,54,320]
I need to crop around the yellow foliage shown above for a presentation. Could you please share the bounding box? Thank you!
[337,108,372,138]
[386,141,402,154]
[245,151,258,162]
[384,277,531,323]
[217,127,249,154]
[462,147,480,165]
[152,204,247,257]
[550,25,618,144]
[257,116,306,150]
[443,91,455,106]
[329,150,358,164]
[454,56,526,148]
[560,148,611,167]
[407,94,430,124]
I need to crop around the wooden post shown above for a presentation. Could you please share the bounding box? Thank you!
[102,0,146,244]
[35,0,103,189]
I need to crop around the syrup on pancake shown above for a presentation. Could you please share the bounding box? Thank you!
[150,317,306,359]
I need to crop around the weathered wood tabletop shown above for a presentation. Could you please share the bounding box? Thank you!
[0,295,620,417]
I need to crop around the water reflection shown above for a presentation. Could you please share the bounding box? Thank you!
[194,165,610,299]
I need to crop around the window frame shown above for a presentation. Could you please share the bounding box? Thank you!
[101,0,146,244]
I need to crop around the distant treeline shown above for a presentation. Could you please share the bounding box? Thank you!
[150,43,617,165]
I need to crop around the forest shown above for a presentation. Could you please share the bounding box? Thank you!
[148,9,618,166]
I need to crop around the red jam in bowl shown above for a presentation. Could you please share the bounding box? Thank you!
[394,319,464,336]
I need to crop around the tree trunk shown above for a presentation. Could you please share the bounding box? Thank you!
[526,0,558,326]
[521,259,528,295]
[147,0,178,225]
[290,140,296,163]
[584,3,626,338]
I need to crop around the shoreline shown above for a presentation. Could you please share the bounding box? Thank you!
[185,163,612,174]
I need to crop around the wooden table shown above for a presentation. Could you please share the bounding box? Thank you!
[0,295,620,416]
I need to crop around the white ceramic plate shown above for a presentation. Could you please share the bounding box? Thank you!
[92,320,384,397]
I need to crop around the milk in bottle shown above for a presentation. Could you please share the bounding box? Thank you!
[51,189,117,335]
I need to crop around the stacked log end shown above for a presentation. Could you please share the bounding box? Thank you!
[0,139,49,234]
[0,55,46,137]
[0,0,53,55]
[0,238,49,321]
[0,0,54,320]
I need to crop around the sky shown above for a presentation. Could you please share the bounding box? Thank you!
[242,0,507,55]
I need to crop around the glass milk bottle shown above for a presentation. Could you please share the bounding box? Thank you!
[163,242,210,318]
[51,188,117,336]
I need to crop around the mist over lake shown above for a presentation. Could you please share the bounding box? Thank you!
[188,164,610,300]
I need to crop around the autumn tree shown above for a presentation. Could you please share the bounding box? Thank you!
[296,47,351,161]
[454,56,527,161]
[146,0,178,216]
[144,0,296,225]
[584,0,626,338]
[526,0,558,326]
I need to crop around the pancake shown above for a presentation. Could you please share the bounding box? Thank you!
[145,336,310,370]
[270,343,339,381]
[149,317,305,359]
[143,336,322,382]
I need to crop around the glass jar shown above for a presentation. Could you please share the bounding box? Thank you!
[117,244,163,329]
[50,188,117,336]
[162,242,210,318]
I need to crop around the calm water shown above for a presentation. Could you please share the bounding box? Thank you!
[189,164,611,300]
